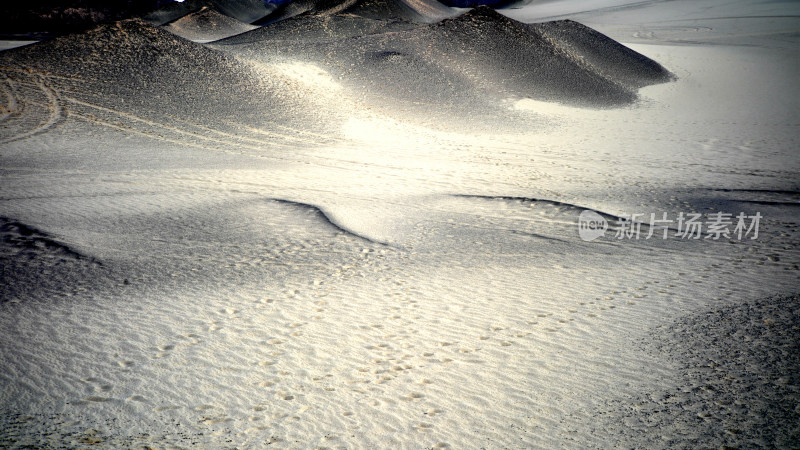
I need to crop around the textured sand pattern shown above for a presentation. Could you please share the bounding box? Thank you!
[0,0,798,448]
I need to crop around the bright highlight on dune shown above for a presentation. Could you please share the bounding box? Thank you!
[1,0,798,448]
[273,62,343,93]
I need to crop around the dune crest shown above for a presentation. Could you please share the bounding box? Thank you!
[162,6,258,42]
[217,5,674,123]
[531,19,675,89]
[256,0,457,25]
[143,0,274,25]
[0,19,339,147]
[1,217,105,303]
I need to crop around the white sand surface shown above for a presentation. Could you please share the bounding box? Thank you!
[1,0,798,448]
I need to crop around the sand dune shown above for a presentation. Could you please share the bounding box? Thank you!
[605,294,800,447]
[257,0,456,25]
[1,217,89,262]
[0,19,340,149]
[531,19,674,89]
[144,0,212,26]
[163,6,258,42]
[339,0,457,22]
[210,0,279,23]
[217,13,417,44]
[217,6,673,125]
[144,0,275,26]
[269,199,395,246]
[418,7,670,103]
[1,0,798,448]
[1,217,105,303]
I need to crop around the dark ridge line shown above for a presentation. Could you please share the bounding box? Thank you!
[0,216,98,263]
[640,15,800,23]
[143,0,274,26]
[159,6,209,28]
[451,194,621,221]
[449,220,571,243]
[735,200,800,206]
[511,0,658,21]
[452,197,762,251]
[266,199,397,248]
[450,194,687,233]
[709,188,800,196]
[211,15,414,46]
[508,229,570,243]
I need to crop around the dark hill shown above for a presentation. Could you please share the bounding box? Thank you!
[143,0,275,25]
[162,6,258,42]
[0,19,338,146]
[255,0,456,25]
[216,6,674,117]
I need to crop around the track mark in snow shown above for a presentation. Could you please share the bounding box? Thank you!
[0,76,20,123]
[0,216,92,262]
[62,96,270,150]
[0,75,62,144]
[267,198,395,247]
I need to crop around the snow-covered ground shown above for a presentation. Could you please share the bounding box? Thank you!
[1,0,798,447]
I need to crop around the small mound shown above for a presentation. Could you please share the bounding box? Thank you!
[1,217,104,303]
[1,218,86,262]
[144,0,274,25]
[214,6,675,129]
[422,7,673,102]
[339,0,456,22]
[420,6,640,105]
[220,5,675,112]
[211,0,277,23]
[607,294,800,447]
[531,19,674,89]
[268,199,392,246]
[0,19,335,141]
[0,20,271,120]
[143,0,210,26]
[255,0,456,25]
[163,6,258,42]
